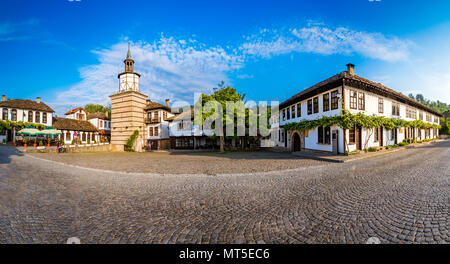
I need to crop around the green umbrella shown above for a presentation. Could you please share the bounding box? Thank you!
[17,126,41,136]
[42,127,62,135]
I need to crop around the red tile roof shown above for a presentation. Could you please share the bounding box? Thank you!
[0,99,54,112]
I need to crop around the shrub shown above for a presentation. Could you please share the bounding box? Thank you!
[399,142,407,147]
[363,148,369,153]
[71,139,75,145]
[39,141,44,147]
[368,147,378,152]
[61,139,65,145]
[87,139,90,144]
[126,130,139,152]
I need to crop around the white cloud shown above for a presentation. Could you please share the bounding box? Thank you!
[54,37,243,115]
[241,26,411,62]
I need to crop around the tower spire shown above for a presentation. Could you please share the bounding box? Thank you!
[126,42,132,60]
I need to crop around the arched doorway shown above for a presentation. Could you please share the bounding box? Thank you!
[292,132,301,152]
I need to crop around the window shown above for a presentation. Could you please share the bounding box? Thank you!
[323,93,330,112]
[296,104,301,117]
[28,111,33,122]
[82,133,86,142]
[286,107,290,120]
[358,93,365,110]
[378,98,384,114]
[318,126,331,145]
[149,127,154,136]
[154,127,159,136]
[101,120,104,128]
[426,114,432,122]
[313,97,319,113]
[349,127,356,144]
[154,111,159,121]
[282,109,286,121]
[331,91,338,110]
[419,112,423,120]
[11,109,17,121]
[406,107,417,119]
[307,100,312,115]
[43,113,47,124]
[374,128,379,142]
[35,112,40,123]
[2,108,7,120]
[291,106,295,119]
[163,112,167,120]
[350,90,358,109]
[392,103,400,116]
[66,132,70,141]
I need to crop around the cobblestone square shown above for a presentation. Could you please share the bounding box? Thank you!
[0,141,448,244]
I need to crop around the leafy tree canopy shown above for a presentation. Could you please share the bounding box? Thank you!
[84,104,111,114]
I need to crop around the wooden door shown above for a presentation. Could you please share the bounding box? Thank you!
[355,126,362,150]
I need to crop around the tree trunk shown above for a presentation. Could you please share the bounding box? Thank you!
[220,136,224,152]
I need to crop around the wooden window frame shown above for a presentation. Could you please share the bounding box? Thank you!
[318,126,331,145]
[331,90,338,110]
[313,97,319,114]
[42,113,47,124]
[350,90,358,110]
[286,107,290,120]
[11,109,17,121]
[378,98,384,114]
[282,109,286,121]
[2,108,8,120]
[349,127,356,144]
[358,93,365,110]
[307,100,312,115]
[149,127,154,137]
[291,106,295,119]
[28,111,33,123]
[154,127,159,136]
[318,126,323,144]
[296,104,301,118]
[35,112,40,123]
[374,128,379,142]
[323,93,330,112]
[392,103,400,116]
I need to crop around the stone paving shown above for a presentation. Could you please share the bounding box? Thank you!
[0,140,449,244]
[27,151,325,174]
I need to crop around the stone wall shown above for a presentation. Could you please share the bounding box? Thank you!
[110,90,147,152]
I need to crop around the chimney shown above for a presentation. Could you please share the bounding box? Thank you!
[1,95,5,102]
[36,97,41,104]
[146,99,152,105]
[70,106,73,111]
[165,99,170,108]
[346,63,355,75]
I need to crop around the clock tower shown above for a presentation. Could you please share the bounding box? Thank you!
[109,44,148,152]
[118,43,141,92]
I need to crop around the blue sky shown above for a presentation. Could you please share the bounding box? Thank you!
[1,0,450,115]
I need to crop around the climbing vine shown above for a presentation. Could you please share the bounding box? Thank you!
[284,110,441,131]
[125,130,139,152]
[0,120,46,132]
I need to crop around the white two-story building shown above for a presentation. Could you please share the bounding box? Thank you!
[0,95,54,143]
[166,109,216,149]
[144,99,175,150]
[276,64,442,154]
[88,112,111,142]
[53,107,100,144]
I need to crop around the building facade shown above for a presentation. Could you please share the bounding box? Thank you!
[276,64,442,153]
[144,99,174,150]
[0,95,54,143]
[52,107,100,144]
[88,112,111,142]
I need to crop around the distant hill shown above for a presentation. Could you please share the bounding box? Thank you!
[408,94,450,114]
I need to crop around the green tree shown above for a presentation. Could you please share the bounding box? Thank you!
[84,104,111,115]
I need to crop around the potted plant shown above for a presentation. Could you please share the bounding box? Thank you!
[47,137,51,147]
[23,138,28,147]
[33,137,37,148]
[87,138,91,145]
[39,140,44,147]
[71,139,75,145]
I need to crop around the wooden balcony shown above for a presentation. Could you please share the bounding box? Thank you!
[145,117,161,124]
